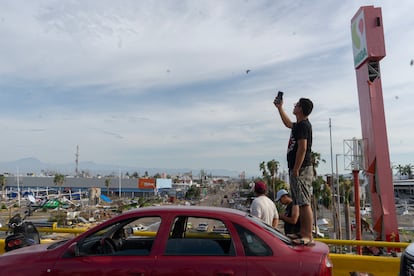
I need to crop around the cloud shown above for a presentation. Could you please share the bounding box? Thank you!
[0,1,413,176]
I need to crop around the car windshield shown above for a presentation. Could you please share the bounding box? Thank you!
[246,214,291,244]
[47,239,70,250]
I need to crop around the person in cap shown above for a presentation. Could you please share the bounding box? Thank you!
[276,189,300,236]
[274,96,314,245]
[250,181,279,228]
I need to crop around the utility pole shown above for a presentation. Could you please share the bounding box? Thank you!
[336,154,343,240]
[329,119,340,241]
[75,145,79,177]
[119,169,122,198]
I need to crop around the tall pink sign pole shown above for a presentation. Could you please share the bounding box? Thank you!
[351,6,399,243]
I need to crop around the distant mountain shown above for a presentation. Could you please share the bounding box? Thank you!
[0,157,47,173]
[0,157,242,178]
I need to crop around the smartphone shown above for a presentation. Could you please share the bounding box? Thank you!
[274,91,284,104]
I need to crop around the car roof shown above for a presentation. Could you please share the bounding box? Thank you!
[79,205,251,238]
[122,205,248,218]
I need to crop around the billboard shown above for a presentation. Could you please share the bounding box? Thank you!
[138,178,156,190]
[156,178,172,189]
[351,6,385,69]
[351,9,368,68]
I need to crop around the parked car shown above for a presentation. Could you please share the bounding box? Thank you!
[0,206,333,275]
[212,223,228,234]
[195,222,209,232]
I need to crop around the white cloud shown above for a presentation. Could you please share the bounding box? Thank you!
[0,1,413,177]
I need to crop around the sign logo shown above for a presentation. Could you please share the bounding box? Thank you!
[351,11,368,68]
[138,178,156,190]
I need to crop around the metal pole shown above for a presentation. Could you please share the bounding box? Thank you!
[272,171,276,201]
[329,119,338,240]
[336,154,342,240]
[118,169,121,198]
[354,169,362,254]
[17,167,21,207]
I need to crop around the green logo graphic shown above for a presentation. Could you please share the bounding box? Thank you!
[352,21,361,49]
[352,17,367,67]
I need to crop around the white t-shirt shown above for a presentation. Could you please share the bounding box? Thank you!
[250,195,279,226]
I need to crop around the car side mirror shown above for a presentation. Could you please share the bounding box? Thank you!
[126,227,133,235]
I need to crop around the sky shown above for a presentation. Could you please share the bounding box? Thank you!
[0,1,413,177]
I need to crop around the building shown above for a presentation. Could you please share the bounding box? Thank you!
[3,176,157,199]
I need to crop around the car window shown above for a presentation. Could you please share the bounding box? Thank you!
[234,223,272,256]
[165,216,235,256]
[76,216,161,256]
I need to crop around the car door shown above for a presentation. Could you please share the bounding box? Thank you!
[52,253,156,276]
[152,216,247,276]
[234,223,300,276]
[50,216,161,276]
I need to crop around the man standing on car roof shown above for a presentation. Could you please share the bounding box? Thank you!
[274,96,314,245]
[250,181,279,228]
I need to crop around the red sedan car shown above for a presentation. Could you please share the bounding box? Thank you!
[0,206,332,275]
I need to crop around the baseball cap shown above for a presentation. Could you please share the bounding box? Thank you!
[254,181,267,193]
[276,189,289,201]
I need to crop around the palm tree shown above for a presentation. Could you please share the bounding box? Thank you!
[340,176,353,240]
[259,159,281,200]
[53,173,65,225]
[394,164,414,179]
[395,164,405,176]
[259,161,266,176]
[310,151,328,233]
[310,151,325,178]
[311,175,324,231]
[267,160,279,200]
[403,164,414,179]
[320,182,332,210]
[53,174,65,193]
[105,178,111,196]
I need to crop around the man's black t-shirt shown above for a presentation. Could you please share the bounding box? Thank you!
[287,119,312,170]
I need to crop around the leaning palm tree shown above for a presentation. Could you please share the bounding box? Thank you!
[105,178,111,196]
[0,175,6,202]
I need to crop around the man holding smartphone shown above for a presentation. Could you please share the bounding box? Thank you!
[274,95,314,245]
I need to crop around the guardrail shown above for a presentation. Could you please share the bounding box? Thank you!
[316,238,410,249]
[315,238,409,276]
[0,224,87,235]
[329,253,400,276]
[0,226,409,275]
